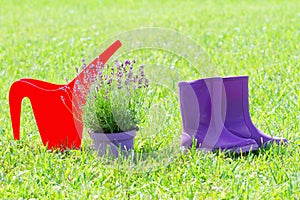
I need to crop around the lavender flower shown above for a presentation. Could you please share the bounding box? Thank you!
[96,61,102,69]
[138,78,143,85]
[81,59,87,69]
[145,79,149,87]
[98,72,103,80]
[124,60,130,65]
[115,59,121,67]
[124,79,129,85]
[117,71,123,78]
[139,65,145,77]
[107,78,112,85]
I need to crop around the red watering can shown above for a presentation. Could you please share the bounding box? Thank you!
[9,40,122,150]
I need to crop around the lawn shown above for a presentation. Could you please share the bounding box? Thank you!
[0,0,299,199]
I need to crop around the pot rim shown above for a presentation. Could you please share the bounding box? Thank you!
[90,129,136,141]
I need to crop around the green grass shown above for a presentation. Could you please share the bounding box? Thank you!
[0,0,299,199]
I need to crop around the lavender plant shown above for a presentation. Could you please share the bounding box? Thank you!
[82,59,152,133]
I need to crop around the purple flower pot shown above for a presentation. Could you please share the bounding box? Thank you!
[90,130,136,157]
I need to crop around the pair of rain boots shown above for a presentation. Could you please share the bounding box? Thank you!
[179,76,287,153]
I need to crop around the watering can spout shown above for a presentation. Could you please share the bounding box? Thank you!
[100,40,122,64]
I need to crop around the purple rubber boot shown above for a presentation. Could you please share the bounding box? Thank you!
[179,77,258,153]
[223,76,288,147]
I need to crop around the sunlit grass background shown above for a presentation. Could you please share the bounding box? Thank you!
[0,0,299,199]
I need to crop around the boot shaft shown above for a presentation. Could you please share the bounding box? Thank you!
[223,76,250,124]
[178,77,224,137]
[222,76,288,146]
